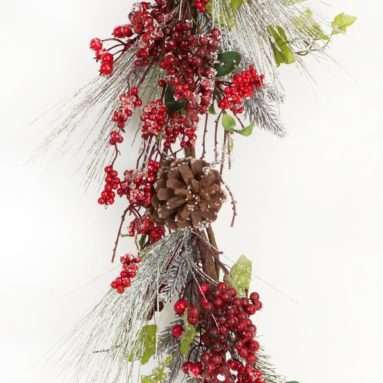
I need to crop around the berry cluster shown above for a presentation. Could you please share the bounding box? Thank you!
[218,66,264,114]
[89,38,115,75]
[163,114,193,149]
[98,166,121,205]
[117,160,160,208]
[127,0,171,67]
[111,254,142,294]
[112,88,142,131]
[140,99,168,139]
[173,282,264,383]
[128,216,165,244]
[160,24,220,113]
[194,0,210,13]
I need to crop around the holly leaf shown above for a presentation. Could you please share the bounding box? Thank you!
[230,0,244,12]
[225,255,252,297]
[128,324,157,365]
[164,86,186,114]
[222,114,236,132]
[238,122,254,137]
[331,13,357,34]
[215,51,242,77]
[268,26,296,66]
[180,311,197,356]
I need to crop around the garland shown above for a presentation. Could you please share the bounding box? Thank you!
[44,1,356,383]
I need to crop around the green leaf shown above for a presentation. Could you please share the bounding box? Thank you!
[141,356,173,383]
[164,86,186,114]
[293,9,328,40]
[238,122,254,137]
[267,26,296,66]
[230,0,244,12]
[331,13,357,34]
[128,324,157,365]
[285,381,300,383]
[225,255,252,297]
[209,104,217,115]
[222,114,236,132]
[215,51,242,77]
[179,311,197,356]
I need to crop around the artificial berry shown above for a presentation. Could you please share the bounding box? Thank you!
[218,66,264,114]
[171,324,184,337]
[174,298,188,315]
[110,254,142,294]
[90,38,103,51]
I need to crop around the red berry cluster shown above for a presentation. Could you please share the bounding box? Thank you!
[173,283,264,383]
[163,114,193,149]
[160,24,220,114]
[194,0,209,13]
[98,88,143,206]
[218,66,265,114]
[98,166,121,205]
[140,99,168,139]
[89,38,116,75]
[117,160,160,207]
[112,87,142,131]
[128,216,165,244]
[111,254,142,294]
[127,0,171,67]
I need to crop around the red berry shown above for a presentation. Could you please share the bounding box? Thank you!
[90,38,103,51]
[100,62,113,75]
[171,324,184,337]
[174,298,188,315]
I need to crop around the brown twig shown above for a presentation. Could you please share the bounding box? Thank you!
[220,131,228,175]
[221,178,238,227]
[111,206,130,263]
[214,111,223,162]
[202,113,209,159]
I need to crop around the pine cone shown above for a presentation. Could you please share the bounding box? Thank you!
[151,158,226,230]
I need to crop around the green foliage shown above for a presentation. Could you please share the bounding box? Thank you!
[238,123,254,137]
[226,255,252,297]
[222,114,236,132]
[230,0,244,12]
[128,324,157,365]
[331,13,357,34]
[209,104,217,115]
[294,9,328,40]
[267,26,296,66]
[222,114,255,137]
[180,311,197,356]
[215,51,242,77]
[164,86,186,114]
[283,0,306,4]
[141,356,173,383]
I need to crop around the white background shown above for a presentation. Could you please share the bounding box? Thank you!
[0,1,381,382]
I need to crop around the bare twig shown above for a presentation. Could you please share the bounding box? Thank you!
[111,206,130,263]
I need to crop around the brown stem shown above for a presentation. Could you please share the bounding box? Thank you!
[202,113,209,159]
[214,111,223,162]
[206,225,220,279]
[111,206,130,263]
